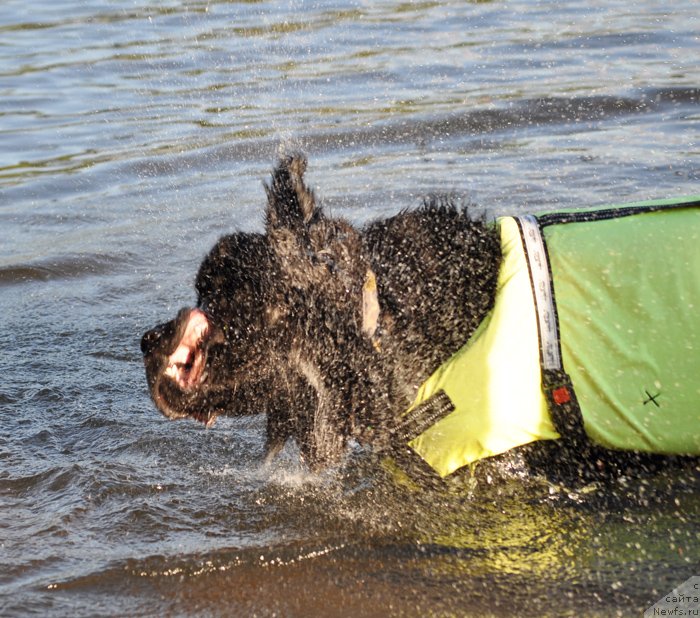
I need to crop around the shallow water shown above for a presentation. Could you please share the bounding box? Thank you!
[1,1,699,616]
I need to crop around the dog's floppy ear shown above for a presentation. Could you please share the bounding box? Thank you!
[362,269,380,341]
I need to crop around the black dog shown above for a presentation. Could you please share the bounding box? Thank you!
[141,155,501,469]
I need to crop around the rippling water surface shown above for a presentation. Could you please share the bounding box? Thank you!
[1,1,699,616]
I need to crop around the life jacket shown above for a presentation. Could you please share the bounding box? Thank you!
[400,196,700,478]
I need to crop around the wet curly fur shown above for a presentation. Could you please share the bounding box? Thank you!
[141,155,501,469]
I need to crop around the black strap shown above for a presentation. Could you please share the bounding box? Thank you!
[541,369,589,449]
[390,390,455,444]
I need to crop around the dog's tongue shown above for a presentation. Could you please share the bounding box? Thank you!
[164,308,209,390]
[171,309,208,356]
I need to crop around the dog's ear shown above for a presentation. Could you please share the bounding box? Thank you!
[264,154,323,287]
[362,269,380,341]
[265,154,342,289]
[265,154,321,234]
[263,155,378,340]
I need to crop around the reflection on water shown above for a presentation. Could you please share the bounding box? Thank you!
[1,0,699,615]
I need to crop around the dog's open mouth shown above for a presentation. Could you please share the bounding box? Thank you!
[164,308,210,391]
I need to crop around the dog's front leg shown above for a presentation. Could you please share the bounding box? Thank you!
[263,370,317,463]
[289,357,349,470]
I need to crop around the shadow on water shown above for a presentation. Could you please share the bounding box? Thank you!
[0,254,135,286]
[4,87,697,188]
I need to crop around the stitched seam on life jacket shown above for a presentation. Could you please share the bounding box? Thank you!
[536,200,700,227]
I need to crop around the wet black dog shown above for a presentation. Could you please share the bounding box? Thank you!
[141,155,501,469]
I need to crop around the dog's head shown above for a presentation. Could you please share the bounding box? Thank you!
[141,232,283,425]
[141,155,382,468]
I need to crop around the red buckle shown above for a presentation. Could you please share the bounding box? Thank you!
[552,386,571,405]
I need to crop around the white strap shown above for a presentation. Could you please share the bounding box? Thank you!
[516,215,562,371]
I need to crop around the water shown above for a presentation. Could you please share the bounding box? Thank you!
[1,1,699,615]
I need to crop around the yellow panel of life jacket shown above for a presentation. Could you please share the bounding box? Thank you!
[407,217,559,478]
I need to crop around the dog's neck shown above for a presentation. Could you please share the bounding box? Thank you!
[358,212,502,428]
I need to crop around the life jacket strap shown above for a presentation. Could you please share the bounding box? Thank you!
[541,369,588,450]
[515,215,562,371]
[516,215,588,444]
[390,390,455,443]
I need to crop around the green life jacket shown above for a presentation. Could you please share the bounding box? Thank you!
[403,197,700,478]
